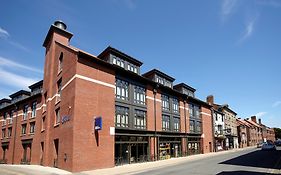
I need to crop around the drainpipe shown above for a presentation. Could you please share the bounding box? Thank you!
[12,104,18,164]
[211,107,215,152]
[184,100,187,156]
[153,87,157,161]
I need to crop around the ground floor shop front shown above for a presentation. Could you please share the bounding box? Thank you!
[114,131,203,165]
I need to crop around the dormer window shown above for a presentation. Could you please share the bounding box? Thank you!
[127,63,138,73]
[112,55,125,68]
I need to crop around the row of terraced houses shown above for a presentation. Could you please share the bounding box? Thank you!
[0,21,276,172]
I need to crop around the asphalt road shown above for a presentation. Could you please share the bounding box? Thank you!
[135,147,281,175]
[0,147,280,175]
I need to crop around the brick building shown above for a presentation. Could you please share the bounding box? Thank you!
[0,21,214,172]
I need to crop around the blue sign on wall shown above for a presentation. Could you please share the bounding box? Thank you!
[95,117,102,130]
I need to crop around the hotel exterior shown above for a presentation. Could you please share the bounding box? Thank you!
[0,21,214,172]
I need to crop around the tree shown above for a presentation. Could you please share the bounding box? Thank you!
[274,128,281,140]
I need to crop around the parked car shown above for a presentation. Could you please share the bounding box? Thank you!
[257,142,264,148]
[261,142,276,151]
[275,140,281,146]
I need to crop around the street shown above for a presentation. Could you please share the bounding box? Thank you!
[135,147,281,175]
[0,147,280,175]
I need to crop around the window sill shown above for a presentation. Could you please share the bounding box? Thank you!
[54,123,60,128]
[57,70,62,76]
[29,133,35,136]
[41,129,45,133]
[21,134,27,137]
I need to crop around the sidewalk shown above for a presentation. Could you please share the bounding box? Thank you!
[0,164,71,175]
[77,146,256,175]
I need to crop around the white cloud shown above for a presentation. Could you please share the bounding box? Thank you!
[254,112,267,118]
[258,0,281,8]
[221,0,238,21]
[123,0,136,10]
[272,101,281,108]
[0,56,42,73]
[0,27,9,38]
[0,27,29,52]
[238,16,258,43]
[0,68,38,89]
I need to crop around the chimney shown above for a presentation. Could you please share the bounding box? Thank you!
[251,116,257,123]
[43,20,73,48]
[206,95,214,106]
[258,118,261,124]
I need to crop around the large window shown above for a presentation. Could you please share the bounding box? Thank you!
[196,121,202,133]
[161,95,170,111]
[2,112,8,126]
[115,106,129,128]
[116,79,129,101]
[7,127,12,137]
[162,115,170,131]
[172,98,179,113]
[134,85,146,105]
[2,129,5,138]
[189,104,200,118]
[57,79,62,103]
[30,122,35,134]
[9,110,14,124]
[23,105,28,120]
[190,120,195,132]
[55,108,60,125]
[134,110,146,129]
[173,117,180,132]
[31,101,37,118]
[21,124,27,135]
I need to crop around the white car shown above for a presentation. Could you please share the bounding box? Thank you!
[261,142,276,151]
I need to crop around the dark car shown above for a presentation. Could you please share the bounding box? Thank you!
[257,142,264,148]
[261,142,276,151]
[275,140,281,146]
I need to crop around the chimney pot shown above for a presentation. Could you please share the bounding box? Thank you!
[54,20,67,30]
[207,95,214,105]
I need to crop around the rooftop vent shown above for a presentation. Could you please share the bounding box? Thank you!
[54,20,67,30]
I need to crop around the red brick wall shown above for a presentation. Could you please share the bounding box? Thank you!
[71,56,115,172]
[201,106,213,153]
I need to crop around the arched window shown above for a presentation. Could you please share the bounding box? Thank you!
[58,52,63,73]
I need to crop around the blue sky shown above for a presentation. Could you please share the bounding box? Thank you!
[0,0,280,127]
